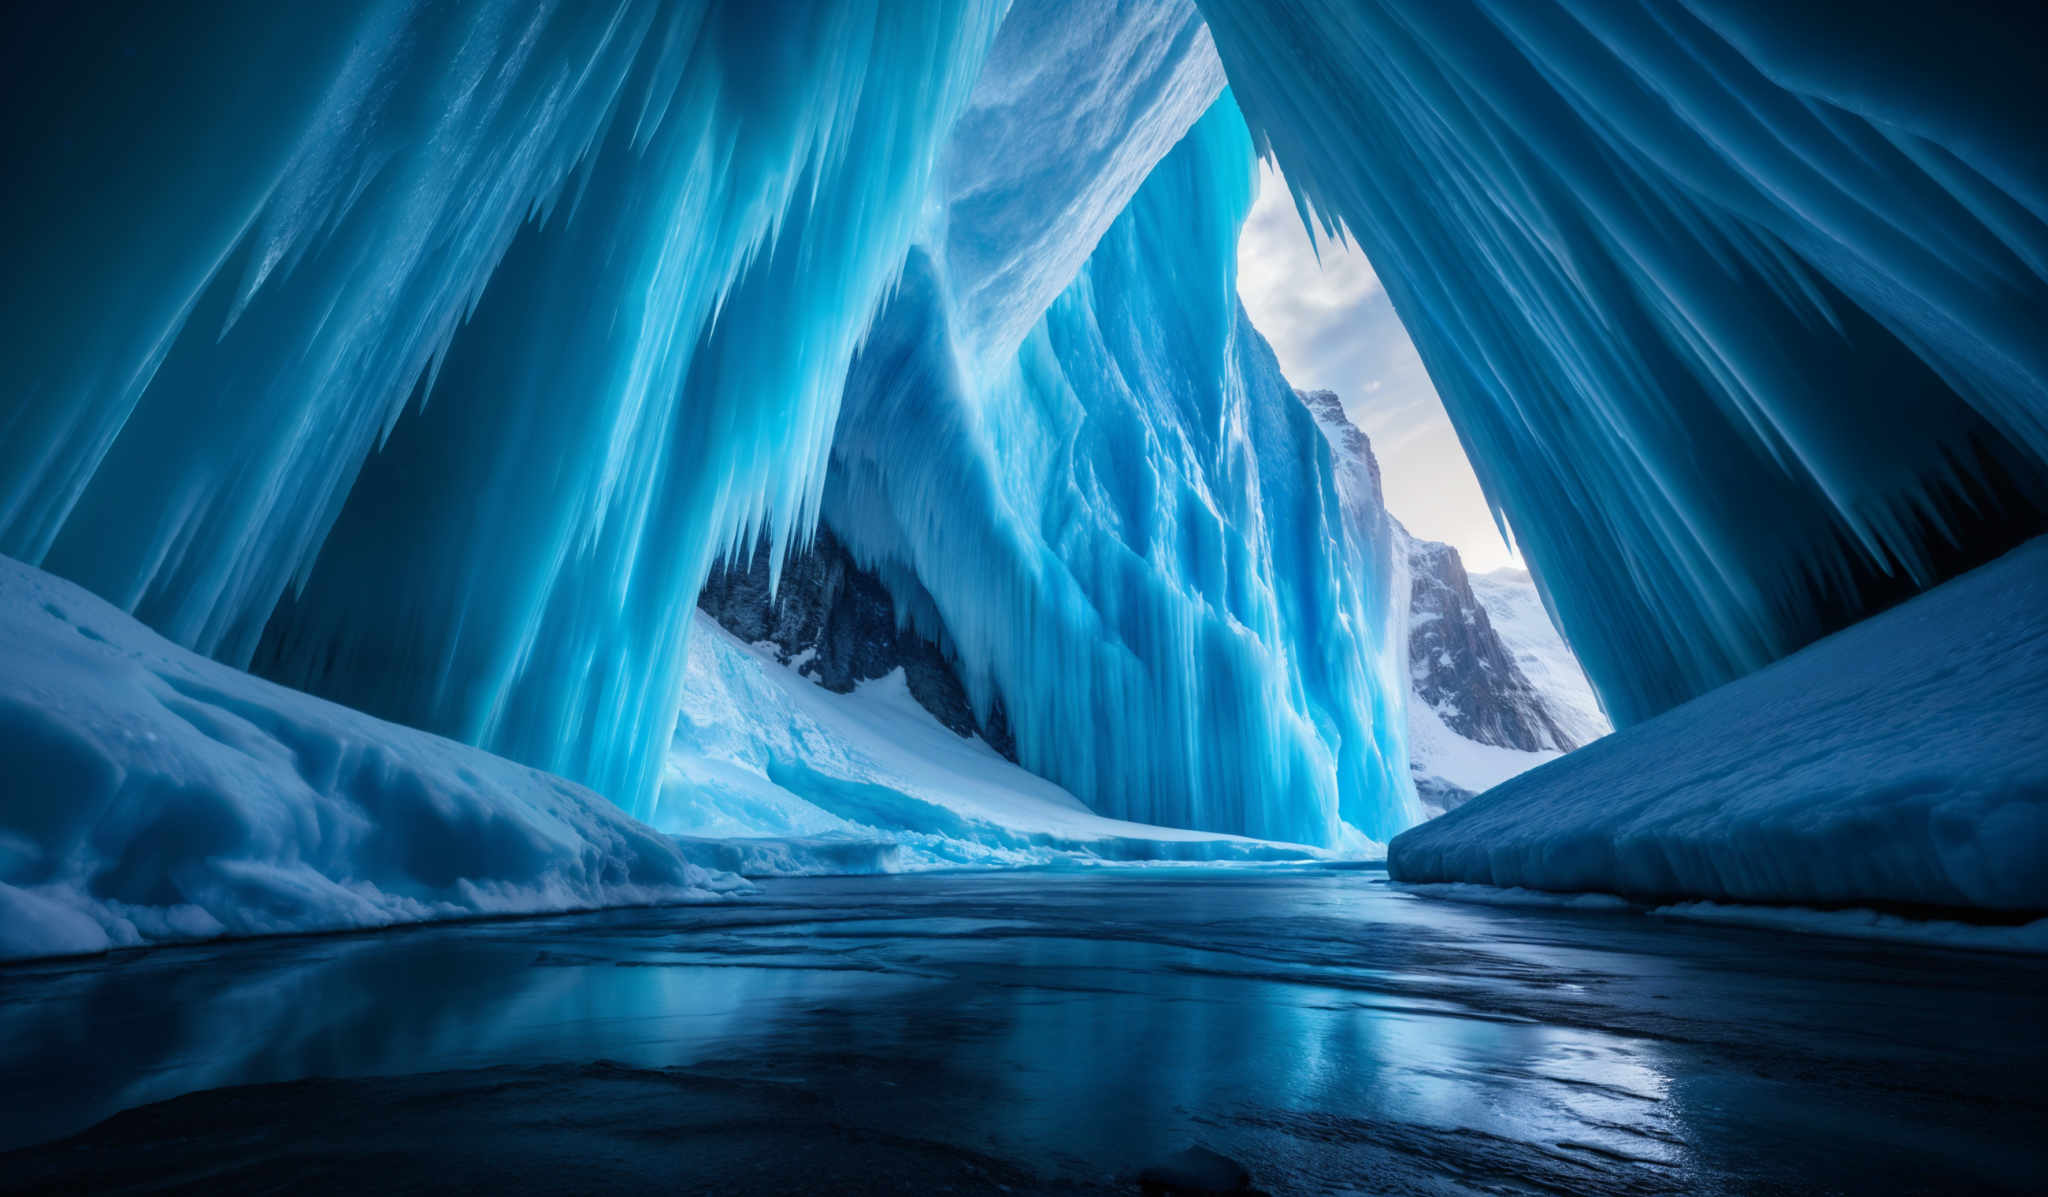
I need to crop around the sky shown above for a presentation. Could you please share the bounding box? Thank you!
[1235,162,1521,573]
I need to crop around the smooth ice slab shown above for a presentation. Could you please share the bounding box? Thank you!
[0,555,728,963]
[1389,538,2048,912]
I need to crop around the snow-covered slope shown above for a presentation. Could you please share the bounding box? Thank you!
[0,555,729,963]
[1470,568,1611,751]
[658,613,1337,873]
[1390,537,2048,913]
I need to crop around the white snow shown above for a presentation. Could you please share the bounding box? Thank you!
[1390,538,2048,914]
[1470,568,1612,748]
[1404,694,1561,814]
[658,613,1346,873]
[0,555,732,963]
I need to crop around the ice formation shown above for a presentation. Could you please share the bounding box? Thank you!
[1295,385,1604,815]
[0,554,727,963]
[2,0,1010,819]
[659,613,1336,874]
[3,0,2043,916]
[825,96,1416,846]
[1,1,1409,846]
[1389,537,2048,912]
[1201,0,2048,724]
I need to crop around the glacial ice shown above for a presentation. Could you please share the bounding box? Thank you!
[1,0,1010,819]
[658,613,1338,874]
[1389,537,2048,913]
[2,0,2040,911]
[0,554,729,963]
[825,96,1416,846]
[1201,0,2048,725]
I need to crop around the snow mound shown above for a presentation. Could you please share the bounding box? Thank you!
[657,614,1342,874]
[0,555,730,963]
[1389,538,2048,913]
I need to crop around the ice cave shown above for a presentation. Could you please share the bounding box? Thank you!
[1,2,2044,1192]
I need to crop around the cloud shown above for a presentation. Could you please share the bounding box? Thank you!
[1235,164,1518,571]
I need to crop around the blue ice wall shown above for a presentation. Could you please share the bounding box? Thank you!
[0,1,1005,814]
[1199,0,2048,724]
[826,98,1417,845]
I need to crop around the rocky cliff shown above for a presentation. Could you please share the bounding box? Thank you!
[697,526,1016,760]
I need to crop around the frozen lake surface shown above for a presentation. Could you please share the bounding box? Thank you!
[3,868,2044,1194]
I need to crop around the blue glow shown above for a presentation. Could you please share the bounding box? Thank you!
[826,97,1416,845]
[0,1,1006,815]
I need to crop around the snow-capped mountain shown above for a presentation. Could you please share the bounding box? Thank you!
[1297,389,1608,815]
[1469,567,1613,752]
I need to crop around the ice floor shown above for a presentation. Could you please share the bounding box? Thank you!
[3,869,2043,1194]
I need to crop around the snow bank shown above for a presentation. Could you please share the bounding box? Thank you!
[658,614,1339,874]
[0,555,730,963]
[1389,538,2048,913]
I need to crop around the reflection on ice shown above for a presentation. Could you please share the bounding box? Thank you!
[2,869,2043,1194]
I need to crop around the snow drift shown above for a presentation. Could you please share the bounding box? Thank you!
[0,555,728,963]
[1389,538,2048,913]
[658,613,1336,874]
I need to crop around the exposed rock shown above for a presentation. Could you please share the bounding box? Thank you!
[1296,387,1602,807]
[697,526,1015,760]
[1404,534,1579,754]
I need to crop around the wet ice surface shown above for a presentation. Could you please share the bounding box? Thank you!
[2,869,2044,1194]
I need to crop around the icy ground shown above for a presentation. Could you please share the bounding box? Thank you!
[4,871,2043,1194]
[657,613,1345,873]
[0,555,731,963]
[1392,537,2048,913]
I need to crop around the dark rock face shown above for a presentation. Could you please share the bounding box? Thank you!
[697,526,1016,760]
[1405,535,1578,754]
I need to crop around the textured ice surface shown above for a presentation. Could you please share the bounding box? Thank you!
[0,1,1241,832]
[827,97,1415,846]
[1390,538,2048,912]
[0,555,728,963]
[0,1,1009,820]
[658,614,1339,874]
[1203,0,2048,724]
